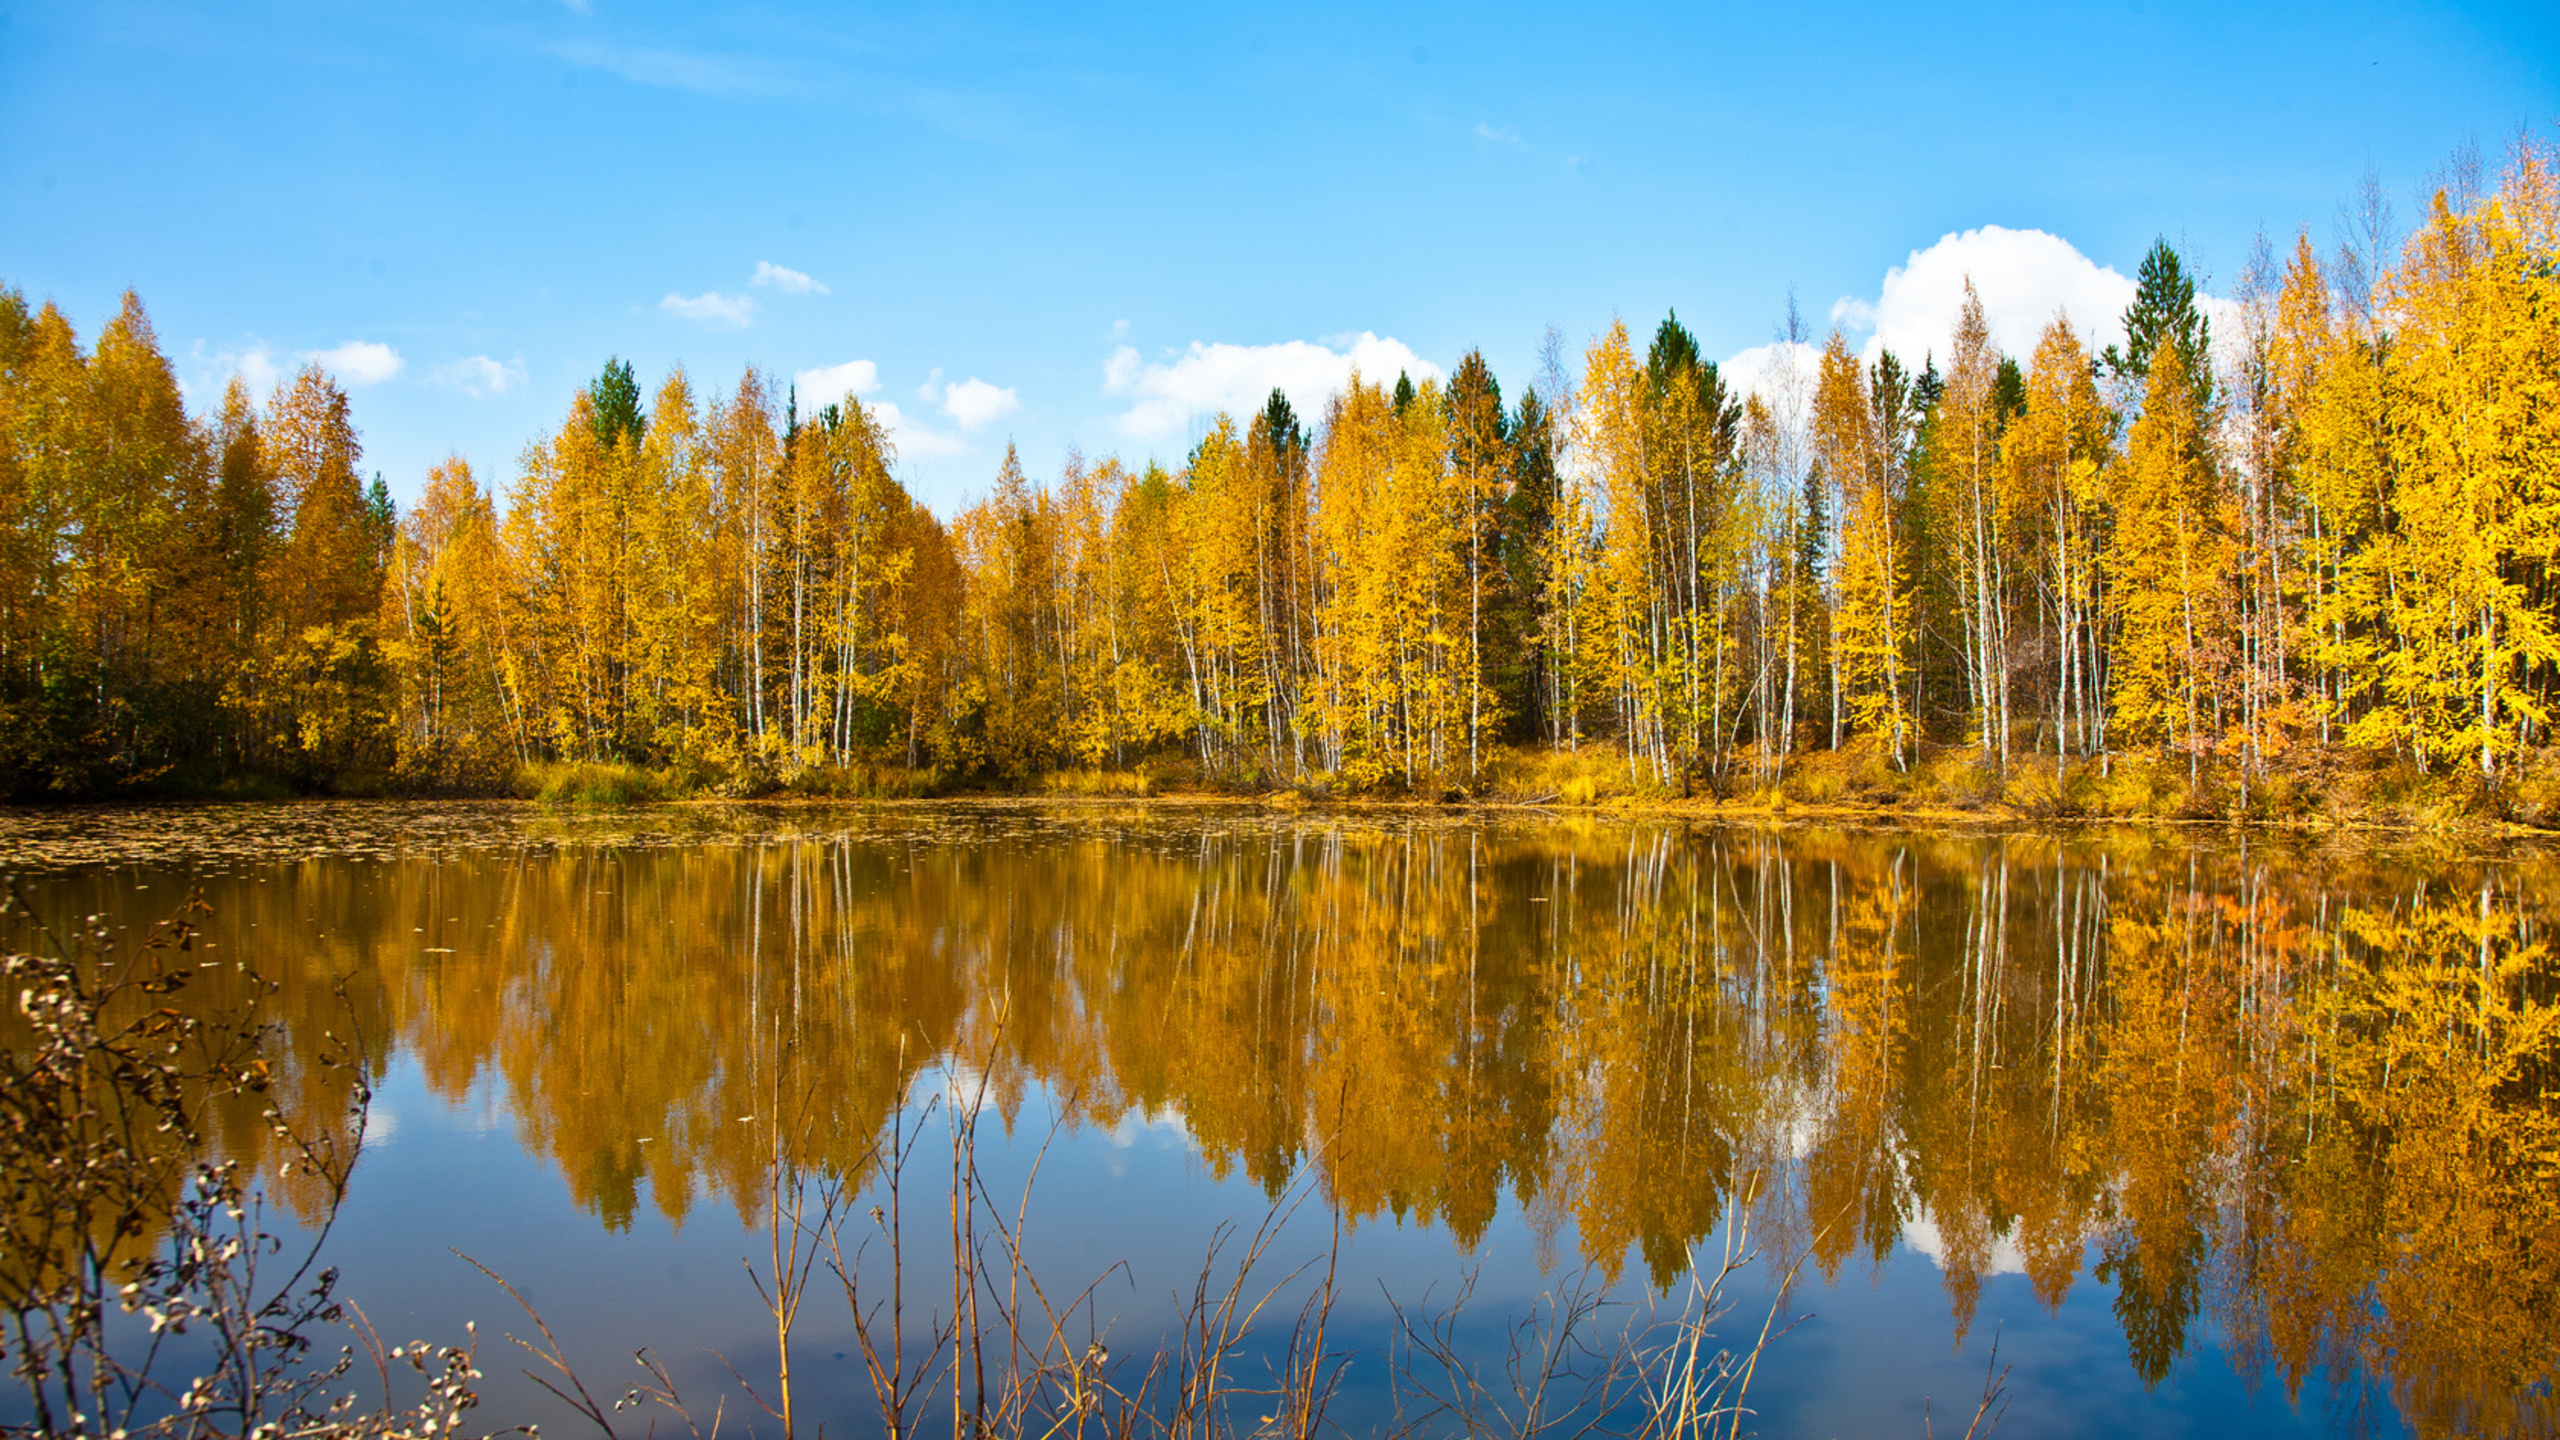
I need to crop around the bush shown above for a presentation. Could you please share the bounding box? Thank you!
[1778,738,1907,807]
[1,888,488,1437]
[1912,748,2001,809]
[518,760,676,804]
[1036,767,1156,798]
[780,761,946,799]
[2001,759,2076,818]
[1479,745,1647,807]
[1788,766,1845,806]
[2505,750,2560,828]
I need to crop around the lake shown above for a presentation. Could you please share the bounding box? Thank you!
[2,802,2553,1439]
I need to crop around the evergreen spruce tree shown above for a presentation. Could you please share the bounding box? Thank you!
[589,357,647,450]
[1498,387,1560,741]
[1259,387,1307,464]
[2104,239,2214,417]
[1992,356,2027,430]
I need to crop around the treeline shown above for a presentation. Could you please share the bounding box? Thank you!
[3,143,2555,799]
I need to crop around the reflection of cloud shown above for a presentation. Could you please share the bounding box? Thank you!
[1102,1103,1190,1150]
[1831,226,2139,363]
[1098,1102,1202,1177]
[661,291,755,328]
[1103,332,1441,442]
[1900,1206,2027,1277]
[752,261,828,295]
[430,355,527,399]
[307,340,403,386]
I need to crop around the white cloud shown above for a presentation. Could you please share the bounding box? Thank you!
[1103,332,1442,442]
[1475,121,1521,144]
[306,340,403,386]
[1719,339,1823,409]
[2200,293,2253,381]
[793,362,969,460]
[661,291,756,328]
[934,376,1019,431]
[870,400,969,459]
[183,340,281,403]
[794,359,880,405]
[1829,226,2139,366]
[429,355,527,399]
[752,261,828,295]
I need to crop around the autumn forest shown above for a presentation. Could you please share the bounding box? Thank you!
[4,145,2556,806]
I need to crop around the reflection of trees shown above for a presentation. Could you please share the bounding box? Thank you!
[56,818,2559,1435]
[2227,872,2560,1440]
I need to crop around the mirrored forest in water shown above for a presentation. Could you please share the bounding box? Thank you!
[11,815,2553,1439]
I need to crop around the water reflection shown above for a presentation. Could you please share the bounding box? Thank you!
[11,813,2558,1438]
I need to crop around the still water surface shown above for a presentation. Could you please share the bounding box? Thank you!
[3,802,2554,1439]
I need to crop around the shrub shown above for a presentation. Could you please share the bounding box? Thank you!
[2001,760,2075,818]
[1481,745,1643,807]
[519,760,676,804]
[1037,767,1156,798]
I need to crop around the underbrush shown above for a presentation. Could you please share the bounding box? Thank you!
[516,759,681,804]
[778,760,950,799]
[199,771,302,802]
[1035,766,1158,797]
[1478,744,1661,806]
[1773,738,1911,807]
[464,739,2560,831]
[2502,749,2560,827]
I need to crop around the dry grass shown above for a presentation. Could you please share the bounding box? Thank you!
[1035,767,1158,798]
[576,1031,1352,1440]
[0,885,490,1438]
[1478,746,1660,807]
[516,759,680,805]
[779,760,949,799]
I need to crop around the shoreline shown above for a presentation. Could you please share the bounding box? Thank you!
[6,783,2555,845]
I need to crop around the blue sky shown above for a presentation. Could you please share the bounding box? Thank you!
[4,0,2553,516]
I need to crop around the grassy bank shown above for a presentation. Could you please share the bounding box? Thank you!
[1500,741,2560,833]
[83,742,2552,838]
[1088,743,2560,834]
[496,742,2560,835]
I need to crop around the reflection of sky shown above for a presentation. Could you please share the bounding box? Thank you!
[322,1060,2403,1440]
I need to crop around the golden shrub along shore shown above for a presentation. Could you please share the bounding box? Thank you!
[6,141,2558,814]
[494,739,2560,841]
